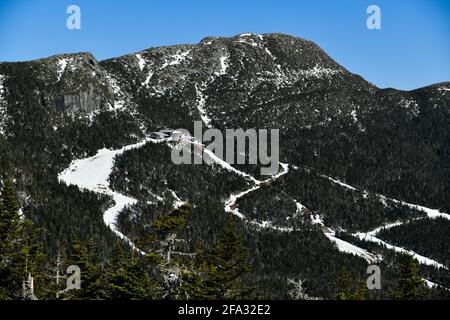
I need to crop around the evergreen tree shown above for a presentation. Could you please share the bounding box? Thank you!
[353,279,368,300]
[62,234,104,299]
[182,216,254,300]
[143,203,193,299]
[391,253,428,300]
[336,267,353,300]
[103,242,155,300]
[0,179,43,299]
[336,267,367,300]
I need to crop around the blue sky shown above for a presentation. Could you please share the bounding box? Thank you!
[0,0,448,90]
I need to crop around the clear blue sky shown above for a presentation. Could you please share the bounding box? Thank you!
[0,0,449,90]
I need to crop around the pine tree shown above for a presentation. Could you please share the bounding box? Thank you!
[61,234,104,299]
[391,253,428,300]
[0,179,43,299]
[336,267,353,300]
[336,268,367,300]
[353,279,368,300]
[103,242,154,300]
[183,216,254,300]
[143,203,193,299]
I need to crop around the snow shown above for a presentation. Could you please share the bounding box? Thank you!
[135,54,146,71]
[105,74,128,112]
[424,279,450,291]
[350,110,358,123]
[194,52,230,126]
[322,173,450,267]
[0,75,7,134]
[216,54,230,76]
[161,50,191,69]
[222,162,303,233]
[135,53,156,88]
[264,47,276,60]
[224,185,261,219]
[438,86,450,95]
[58,134,192,253]
[323,174,450,221]
[354,231,447,269]
[271,162,289,180]
[309,214,378,263]
[191,51,231,125]
[203,148,260,184]
[325,232,378,263]
[293,199,306,217]
[56,58,69,82]
[321,175,357,191]
[365,221,405,236]
[195,84,212,128]
[58,138,169,253]
[400,98,420,116]
[237,38,259,47]
[379,195,450,221]
[239,33,254,37]
[169,189,186,208]
[267,64,341,90]
[351,217,449,270]
[0,75,5,98]
[299,65,341,78]
[113,100,125,111]
[143,71,154,86]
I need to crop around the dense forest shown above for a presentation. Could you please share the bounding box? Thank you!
[0,179,444,300]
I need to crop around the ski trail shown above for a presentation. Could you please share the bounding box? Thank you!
[321,174,450,221]
[311,171,450,268]
[353,225,448,270]
[58,137,173,254]
[310,214,379,263]
[219,161,378,263]
[224,163,289,221]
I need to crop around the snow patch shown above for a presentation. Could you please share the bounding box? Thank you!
[325,231,378,263]
[237,38,259,47]
[143,71,154,87]
[105,74,127,111]
[400,98,420,116]
[223,163,303,233]
[0,75,7,134]
[321,175,357,191]
[354,231,447,269]
[323,174,450,221]
[195,83,212,128]
[135,54,146,71]
[161,50,191,69]
[58,137,174,253]
[299,65,340,78]
[216,54,230,76]
[310,214,378,263]
[56,58,70,82]
[438,86,450,95]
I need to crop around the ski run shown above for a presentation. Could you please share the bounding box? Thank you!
[320,173,449,269]
[58,137,172,254]
[59,134,448,274]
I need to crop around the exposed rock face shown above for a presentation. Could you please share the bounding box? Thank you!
[0,52,114,115]
[58,82,111,113]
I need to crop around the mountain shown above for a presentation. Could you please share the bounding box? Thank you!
[0,33,449,299]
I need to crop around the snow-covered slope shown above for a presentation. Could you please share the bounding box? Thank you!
[58,139,150,251]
